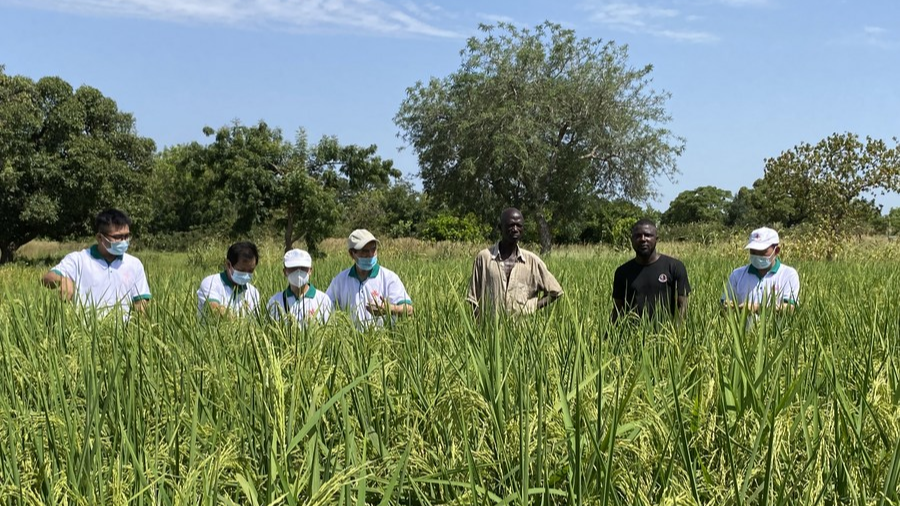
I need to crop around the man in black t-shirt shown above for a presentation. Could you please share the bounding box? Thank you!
[612,219,691,324]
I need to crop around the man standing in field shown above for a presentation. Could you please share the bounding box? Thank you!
[41,209,151,318]
[467,208,564,318]
[326,229,413,329]
[267,248,332,325]
[611,219,690,324]
[197,241,262,318]
[721,227,800,312]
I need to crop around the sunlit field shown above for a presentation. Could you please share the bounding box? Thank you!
[1,238,899,505]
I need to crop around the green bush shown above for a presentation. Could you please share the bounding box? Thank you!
[419,213,488,242]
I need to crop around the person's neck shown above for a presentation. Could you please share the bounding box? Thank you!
[634,251,659,266]
[498,240,518,259]
[354,265,372,279]
[290,284,309,297]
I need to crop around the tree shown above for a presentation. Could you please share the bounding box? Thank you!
[0,67,155,263]
[395,21,683,254]
[661,186,733,225]
[759,133,900,235]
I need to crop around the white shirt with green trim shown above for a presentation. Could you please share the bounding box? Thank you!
[51,245,151,317]
[266,284,333,325]
[325,263,411,329]
[721,259,800,306]
[197,272,261,318]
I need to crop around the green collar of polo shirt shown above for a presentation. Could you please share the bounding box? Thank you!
[283,284,318,300]
[220,271,247,293]
[349,264,380,280]
[748,258,781,279]
[90,244,121,266]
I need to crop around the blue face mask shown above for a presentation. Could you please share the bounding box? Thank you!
[750,254,773,270]
[105,238,129,256]
[230,269,253,286]
[355,255,377,271]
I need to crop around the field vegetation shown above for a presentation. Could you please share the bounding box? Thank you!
[1,238,899,505]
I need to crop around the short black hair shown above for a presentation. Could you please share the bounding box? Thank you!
[632,218,657,232]
[95,209,132,233]
[227,241,259,265]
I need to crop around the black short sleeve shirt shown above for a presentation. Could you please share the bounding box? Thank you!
[612,254,691,319]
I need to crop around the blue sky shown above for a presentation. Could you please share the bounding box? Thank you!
[2,0,898,211]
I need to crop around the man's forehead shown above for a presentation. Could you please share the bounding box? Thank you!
[102,224,130,232]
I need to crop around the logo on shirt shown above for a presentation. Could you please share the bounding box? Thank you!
[658,274,668,283]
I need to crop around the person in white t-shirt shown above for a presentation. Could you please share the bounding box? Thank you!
[197,241,261,319]
[325,229,413,329]
[267,248,332,325]
[722,227,800,313]
[41,209,151,318]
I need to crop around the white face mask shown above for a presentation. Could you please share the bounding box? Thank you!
[288,270,309,287]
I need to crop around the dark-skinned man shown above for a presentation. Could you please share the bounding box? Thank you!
[467,208,564,318]
[612,219,690,324]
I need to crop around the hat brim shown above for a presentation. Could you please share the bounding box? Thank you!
[284,261,312,268]
[745,241,777,250]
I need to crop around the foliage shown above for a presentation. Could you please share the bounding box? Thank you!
[0,67,156,263]
[418,212,489,242]
[2,244,900,504]
[395,21,683,253]
[758,132,900,234]
[662,186,732,225]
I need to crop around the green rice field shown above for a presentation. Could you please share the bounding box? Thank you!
[1,238,899,505]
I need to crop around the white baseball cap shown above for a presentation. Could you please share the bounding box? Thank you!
[745,227,780,250]
[283,249,312,268]
[348,229,378,250]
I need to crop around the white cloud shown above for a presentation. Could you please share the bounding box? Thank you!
[16,0,464,38]
[863,25,887,36]
[579,1,717,43]
[476,13,526,27]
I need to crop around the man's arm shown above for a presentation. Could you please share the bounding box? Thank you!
[41,271,76,301]
[535,259,563,311]
[676,295,689,322]
[466,255,484,318]
[611,298,627,324]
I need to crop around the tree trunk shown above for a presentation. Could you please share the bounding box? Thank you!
[0,241,18,265]
[535,212,553,255]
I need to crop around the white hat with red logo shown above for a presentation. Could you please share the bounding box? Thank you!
[744,227,780,250]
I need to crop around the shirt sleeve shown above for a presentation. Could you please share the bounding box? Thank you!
[197,276,224,308]
[267,294,283,320]
[781,269,800,304]
[130,261,152,301]
[318,296,333,324]
[612,266,625,300]
[466,254,484,306]
[674,261,691,297]
[385,274,412,306]
[536,258,563,298]
[51,252,81,282]
[722,270,739,302]
[325,279,342,310]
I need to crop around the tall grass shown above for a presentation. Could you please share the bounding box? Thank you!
[0,242,898,504]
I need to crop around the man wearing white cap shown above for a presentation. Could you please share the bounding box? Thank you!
[325,229,413,329]
[267,249,333,325]
[722,227,800,312]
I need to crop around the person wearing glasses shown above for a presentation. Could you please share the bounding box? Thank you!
[41,208,151,318]
[325,229,413,329]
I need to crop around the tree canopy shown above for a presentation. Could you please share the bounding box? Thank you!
[395,21,683,253]
[0,67,155,262]
[662,186,733,226]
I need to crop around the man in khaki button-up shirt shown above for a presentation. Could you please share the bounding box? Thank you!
[467,208,564,318]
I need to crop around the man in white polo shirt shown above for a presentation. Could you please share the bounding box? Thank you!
[267,248,332,325]
[325,229,413,329]
[722,227,800,312]
[41,208,151,318]
[197,241,261,319]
